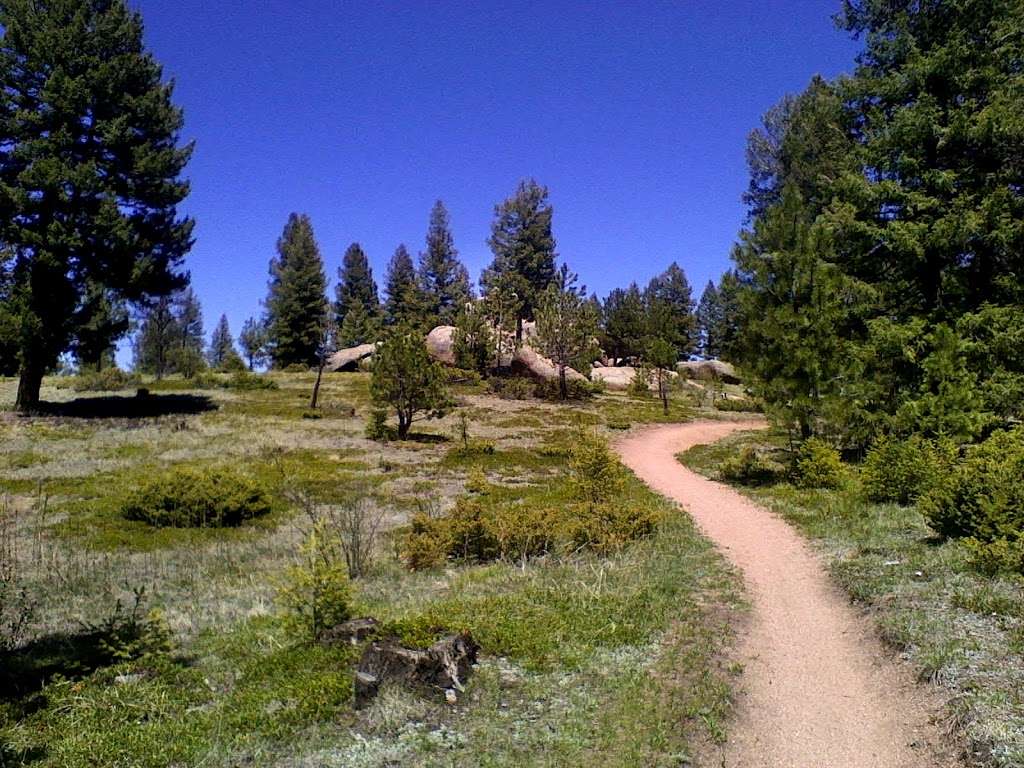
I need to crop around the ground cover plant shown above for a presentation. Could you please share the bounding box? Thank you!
[681,430,1024,767]
[0,371,744,767]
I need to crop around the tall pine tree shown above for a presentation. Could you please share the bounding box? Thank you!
[335,243,380,335]
[695,281,722,358]
[482,179,556,339]
[0,0,193,410]
[384,244,424,327]
[208,314,237,369]
[419,200,471,326]
[265,214,328,368]
[644,262,696,357]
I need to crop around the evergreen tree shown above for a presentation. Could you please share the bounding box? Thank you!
[73,283,129,372]
[370,328,448,439]
[695,281,722,358]
[337,300,381,348]
[452,302,494,375]
[208,314,237,369]
[601,284,647,365]
[0,0,193,410]
[0,252,19,376]
[265,214,328,368]
[419,200,472,325]
[715,271,745,364]
[482,179,557,339]
[133,296,178,379]
[534,264,599,400]
[644,262,696,357]
[239,317,270,370]
[171,288,205,378]
[384,244,424,327]
[335,242,380,331]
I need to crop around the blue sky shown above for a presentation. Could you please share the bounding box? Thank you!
[131,0,861,352]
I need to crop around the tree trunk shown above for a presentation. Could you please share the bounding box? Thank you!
[310,359,325,409]
[397,411,410,439]
[15,359,44,413]
[559,366,567,400]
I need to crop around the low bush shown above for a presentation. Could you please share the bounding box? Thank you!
[442,367,483,386]
[628,367,651,397]
[919,428,1024,573]
[533,377,596,401]
[120,466,272,528]
[719,445,787,486]
[861,434,957,505]
[793,438,846,489]
[365,409,395,441]
[714,397,762,413]
[70,368,142,392]
[488,376,535,400]
[400,432,659,568]
[276,522,353,641]
[282,363,309,373]
[224,371,278,391]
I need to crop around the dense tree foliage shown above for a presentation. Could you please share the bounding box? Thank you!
[383,244,424,328]
[239,317,269,370]
[133,296,177,379]
[335,242,380,334]
[535,265,599,400]
[0,0,194,409]
[370,328,448,439]
[482,180,557,339]
[207,314,238,369]
[265,214,328,368]
[644,262,696,358]
[729,0,1024,444]
[419,201,471,325]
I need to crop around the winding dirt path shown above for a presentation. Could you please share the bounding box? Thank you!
[616,420,956,768]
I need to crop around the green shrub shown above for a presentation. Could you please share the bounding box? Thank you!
[793,438,846,489]
[442,367,483,386]
[282,363,309,373]
[861,434,957,505]
[364,409,395,441]
[628,367,651,397]
[276,522,353,641]
[120,466,272,528]
[719,445,786,486]
[534,377,595,401]
[919,429,1024,572]
[400,510,451,570]
[714,397,762,413]
[963,536,1024,576]
[225,371,278,390]
[568,431,625,505]
[71,368,141,392]
[488,376,535,400]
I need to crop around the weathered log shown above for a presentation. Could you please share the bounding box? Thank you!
[353,631,479,708]
[319,617,380,646]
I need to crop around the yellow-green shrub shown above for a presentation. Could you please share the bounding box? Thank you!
[861,434,957,505]
[720,445,786,486]
[276,523,353,641]
[120,466,272,528]
[919,429,1024,574]
[793,438,846,489]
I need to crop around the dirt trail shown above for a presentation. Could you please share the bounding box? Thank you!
[616,420,956,768]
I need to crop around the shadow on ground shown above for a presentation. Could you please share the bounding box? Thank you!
[27,393,217,419]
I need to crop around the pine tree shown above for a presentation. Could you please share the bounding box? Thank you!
[601,284,647,365]
[370,328,448,439]
[0,0,193,410]
[695,281,724,358]
[384,244,424,327]
[644,262,696,357]
[419,200,471,326]
[172,288,205,378]
[0,251,19,376]
[133,297,178,379]
[452,302,494,375]
[335,243,380,331]
[337,300,381,348]
[74,282,129,372]
[535,264,599,400]
[482,179,557,339]
[208,314,237,369]
[239,317,270,370]
[265,214,328,368]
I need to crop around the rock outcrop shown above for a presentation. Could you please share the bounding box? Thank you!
[679,359,740,384]
[326,343,378,372]
[425,325,457,366]
[511,345,586,383]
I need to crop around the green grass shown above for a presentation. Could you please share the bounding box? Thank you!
[680,429,1024,768]
[0,372,745,767]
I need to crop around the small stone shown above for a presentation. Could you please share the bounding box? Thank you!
[445,688,458,704]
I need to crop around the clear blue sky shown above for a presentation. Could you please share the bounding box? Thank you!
[130,0,860,351]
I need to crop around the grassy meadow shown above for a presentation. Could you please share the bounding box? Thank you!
[0,371,745,767]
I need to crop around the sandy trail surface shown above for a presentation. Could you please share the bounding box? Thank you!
[615,420,956,768]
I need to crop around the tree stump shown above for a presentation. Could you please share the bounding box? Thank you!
[353,631,479,708]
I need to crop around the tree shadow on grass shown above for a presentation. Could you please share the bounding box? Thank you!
[29,393,217,420]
